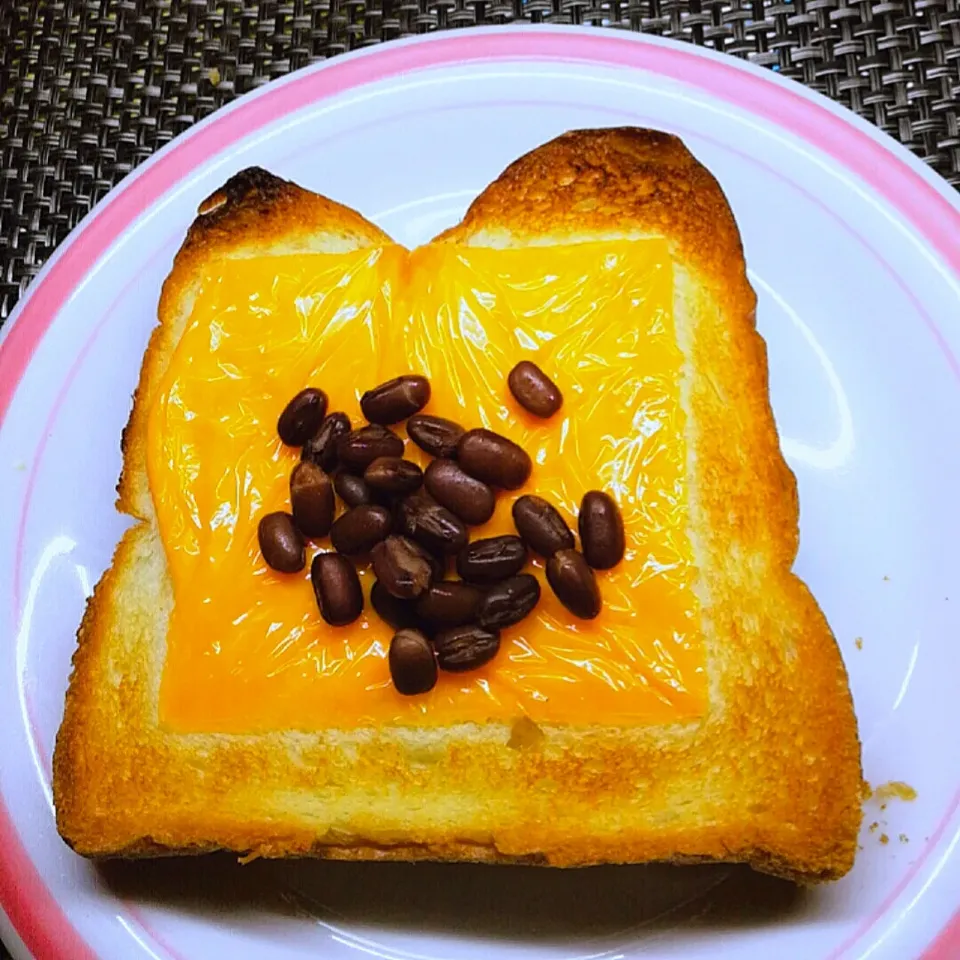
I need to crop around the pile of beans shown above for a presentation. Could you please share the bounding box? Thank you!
[257,361,625,696]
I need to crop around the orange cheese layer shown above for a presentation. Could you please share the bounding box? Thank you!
[148,239,704,732]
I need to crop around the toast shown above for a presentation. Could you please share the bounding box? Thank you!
[53,128,864,882]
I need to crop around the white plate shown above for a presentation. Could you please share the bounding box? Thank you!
[1,25,959,960]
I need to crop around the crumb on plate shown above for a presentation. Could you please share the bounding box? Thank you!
[874,781,918,803]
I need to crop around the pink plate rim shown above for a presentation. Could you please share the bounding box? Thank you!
[1,25,958,960]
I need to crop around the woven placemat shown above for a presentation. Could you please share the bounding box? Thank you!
[1,1,959,322]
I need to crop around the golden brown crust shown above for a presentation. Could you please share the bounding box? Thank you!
[53,134,863,883]
[116,167,390,521]
[436,129,744,290]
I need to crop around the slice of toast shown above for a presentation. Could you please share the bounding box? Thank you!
[53,128,863,882]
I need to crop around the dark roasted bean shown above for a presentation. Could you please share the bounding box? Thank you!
[389,629,438,695]
[416,581,483,626]
[424,459,495,526]
[407,414,465,459]
[477,574,541,630]
[311,552,364,625]
[258,512,306,573]
[456,536,527,584]
[409,537,447,584]
[397,491,468,556]
[579,491,626,570]
[434,624,501,672]
[329,505,393,555]
[457,429,532,490]
[546,549,602,620]
[335,471,375,508]
[507,361,563,418]
[364,457,424,497]
[371,536,433,599]
[389,500,446,577]
[290,461,335,538]
[371,581,421,630]
[301,412,350,471]
[337,425,404,472]
[277,388,327,446]
[360,375,431,425]
[512,494,575,557]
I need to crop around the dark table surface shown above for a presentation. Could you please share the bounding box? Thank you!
[1,0,959,956]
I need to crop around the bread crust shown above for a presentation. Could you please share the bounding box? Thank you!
[53,132,863,882]
[117,167,391,523]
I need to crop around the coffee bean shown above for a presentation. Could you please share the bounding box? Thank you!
[387,502,446,578]
[546,549,602,620]
[397,491,469,556]
[311,552,363,626]
[477,574,541,630]
[407,414,465,459]
[360,375,431,425]
[512,494,575,557]
[456,536,527,584]
[364,457,424,497]
[258,512,306,573]
[389,629,438,695]
[371,536,434,599]
[424,459,495,526]
[330,505,393,555]
[409,537,447,584]
[290,461,335,538]
[301,412,351,471]
[337,425,404,472]
[457,429,532,490]
[335,471,375,508]
[507,361,563,418]
[277,388,328,446]
[579,491,625,570]
[434,624,501,672]
[416,581,483,626]
[371,581,421,630]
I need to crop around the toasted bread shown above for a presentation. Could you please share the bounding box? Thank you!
[53,128,863,882]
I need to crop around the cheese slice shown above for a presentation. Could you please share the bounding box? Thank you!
[147,239,703,732]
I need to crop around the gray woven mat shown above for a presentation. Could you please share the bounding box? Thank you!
[1,0,959,324]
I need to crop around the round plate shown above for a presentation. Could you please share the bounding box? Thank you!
[1,25,959,960]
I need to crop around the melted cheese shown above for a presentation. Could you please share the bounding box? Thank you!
[147,240,705,732]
